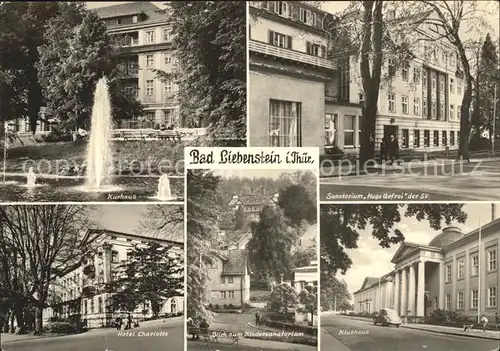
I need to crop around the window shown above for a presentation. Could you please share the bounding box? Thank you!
[457,259,464,279]
[431,101,436,118]
[457,291,464,309]
[388,58,396,77]
[146,31,155,43]
[402,96,409,114]
[402,62,409,81]
[163,27,172,42]
[450,78,454,94]
[273,1,289,17]
[457,105,461,120]
[339,57,350,101]
[471,289,479,308]
[164,81,173,96]
[132,15,138,23]
[414,130,420,147]
[432,72,436,89]
[228,291,235,299]
[424,130,430,147]
[269,99,301,147]
[146,55,154,67]
[445,293,451,310]
[471,254,479,276]
[358,93,364,104]
[413,97,420,116]
[325,113,337,146]
[228,276,233,284]
[450,105,454,120]
[269,30,291,48]
[423,98,428,118]
[439,102,444,120]
[451,54,456,66]
[489,287,497,307]
[450,131,455,146]
[299,8,315,25]
[344,115,356,147]
[457,78,462,94]
[111,251,119,263]
[306,42,325,57]
[402,129,409,148]
[413,67,421,84]
[489,249,497,271]
[433,130,439,146]
[90,298,95,314]
[117,18,122,25]
[164,110,174,126]
[388,93,396,113]
[440,75,445,92]
[220,276,225,284]
[97,297,102,313]
[446,263,452,282]
[442,130,447,146]
[146,80,154,96]
[422,70,427,87]
[164,53,172,65]
[220,291,226,299]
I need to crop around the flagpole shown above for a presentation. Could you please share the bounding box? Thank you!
[3,122,7,184]
[378,277,381,310]
[478,215,482,324]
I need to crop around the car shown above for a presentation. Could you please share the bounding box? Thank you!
[373,308,402,327]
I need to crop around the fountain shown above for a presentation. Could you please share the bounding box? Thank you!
[84,77,115,191]
[155,174,176,200]
[26,167,36,187]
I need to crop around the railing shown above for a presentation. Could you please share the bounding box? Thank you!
[249,40,336,70]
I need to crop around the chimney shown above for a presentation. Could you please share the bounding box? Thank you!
[493,203,499,222]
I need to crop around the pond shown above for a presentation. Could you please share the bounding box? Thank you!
[0,174,184,202]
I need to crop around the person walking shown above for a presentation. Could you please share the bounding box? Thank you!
[127,313,132,330]
[379,137,387,164]
[387,134,399,165]
[481,314,489,332]
[115,316,122,330]
[255,311,261,326]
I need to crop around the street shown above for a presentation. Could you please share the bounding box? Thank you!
[321,314,500,351]
[320,159,500,201]
[1,319,183,351]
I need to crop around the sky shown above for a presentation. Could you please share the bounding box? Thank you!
[337,203,496,298]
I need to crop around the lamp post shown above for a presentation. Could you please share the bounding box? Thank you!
[3,122,7,184]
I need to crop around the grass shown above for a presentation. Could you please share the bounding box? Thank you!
[3,140,185,175]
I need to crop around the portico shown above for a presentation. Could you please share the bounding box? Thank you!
[390,243,444,318]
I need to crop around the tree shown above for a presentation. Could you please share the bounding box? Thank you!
[298,284,317,326]
[0,205,95,334]
[247,205,298,288]
[320,204,467,275]
[278,184,316,227]
[164,1,246,145]
[186,170,221,321]
[37,7,143,130]
[107,242,183,319]
[320,274,351,311]
[139,204,183,242]
[269,283,298,315]
[233,205,247,230]
[292,246,317,268]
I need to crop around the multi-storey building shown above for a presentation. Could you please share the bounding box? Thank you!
[42,229,184,328]
[249,1,463,155]
[227,188,280,221]
[95,2,179,130]
[354,205,500,321]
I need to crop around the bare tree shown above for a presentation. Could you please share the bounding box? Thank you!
[0,205,94,334]
[138,204,183,242]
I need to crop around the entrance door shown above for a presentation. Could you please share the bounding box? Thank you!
[384,125,398,141]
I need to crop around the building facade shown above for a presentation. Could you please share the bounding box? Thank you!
[354,205,500,322]
[42,229,184,328]
[206,250,251,307]
[227,188,280,221]
[249,1,463,155]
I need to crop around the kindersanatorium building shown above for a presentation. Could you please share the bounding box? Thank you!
[42,229,184,328]
[354,205,500,320]
[249,1,463,155]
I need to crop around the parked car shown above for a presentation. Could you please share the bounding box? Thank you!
[373,308,402,327]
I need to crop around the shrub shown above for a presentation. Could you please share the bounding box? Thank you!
[227,304,234,309]
[242,303,251,311]
[43,322,78,334]
[260,319,317,336]
[214,304,220,309]
[223,304,228,309]
[208,303,213,309]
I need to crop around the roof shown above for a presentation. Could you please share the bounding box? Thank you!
[82,229,184,248]
[428,226,463,247]
[229,194,279,207]
[222,250,248,275]
[93,2,161,19]
[354,272,394,294]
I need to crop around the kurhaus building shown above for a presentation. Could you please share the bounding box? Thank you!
[248,1,462,155]
[42,229,184,328]
[354,205,500,321]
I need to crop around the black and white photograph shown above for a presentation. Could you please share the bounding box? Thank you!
[248,0,500,201]
[0,1,246,202]
[320,202,500,351]
[186,169,318,350]
[0,204,184,351]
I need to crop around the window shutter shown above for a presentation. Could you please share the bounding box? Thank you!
[288,4,293,18]
[268,30,274,44]
[287,35,292,49]
[306,41,311,54]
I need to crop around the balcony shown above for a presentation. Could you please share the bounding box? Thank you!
[250,40,336,70]
[82,285,97,297]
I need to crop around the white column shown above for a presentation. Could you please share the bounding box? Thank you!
[401,267,407,316]
[417,260,426,316]
[439,261,445,309]
[408,264,416,315]
[394,270,400,314]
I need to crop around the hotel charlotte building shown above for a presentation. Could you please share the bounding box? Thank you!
[248,1,462,155]
[42,229,184,328]
[354,205,500,321]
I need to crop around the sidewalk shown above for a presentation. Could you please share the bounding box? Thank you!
[320,331,350,351]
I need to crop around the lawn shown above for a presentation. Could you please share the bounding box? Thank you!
[3,140,185,176]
